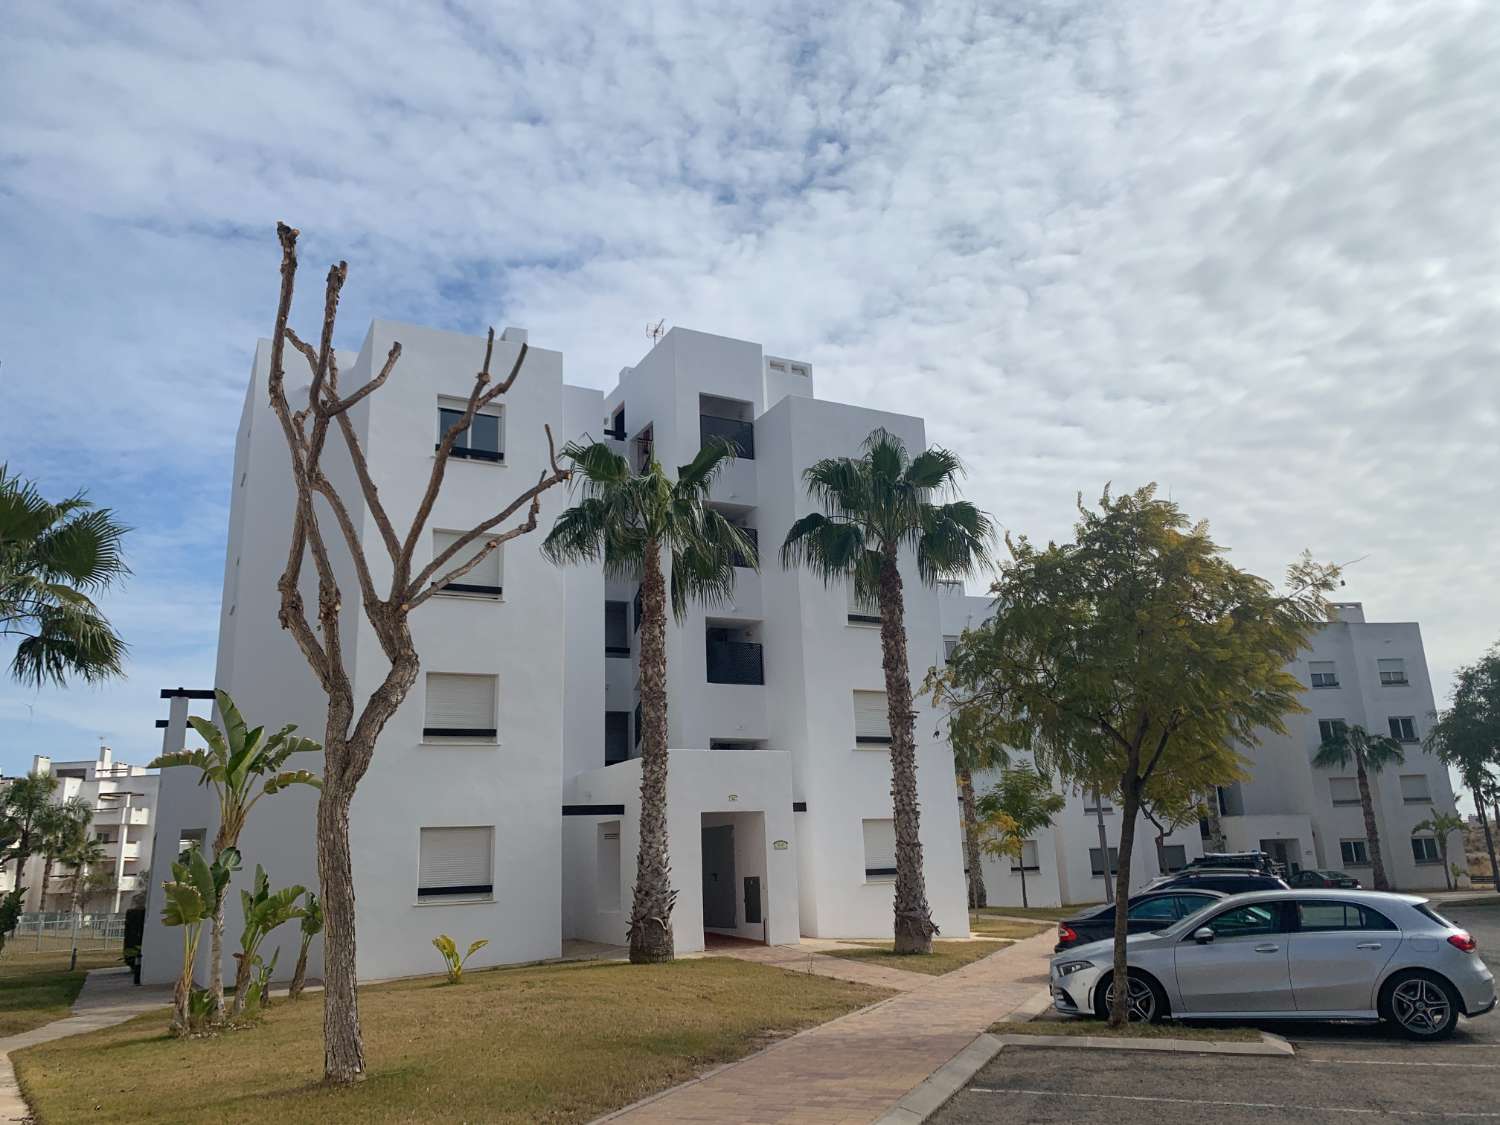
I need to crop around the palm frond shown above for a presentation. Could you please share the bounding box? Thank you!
[904,446,964,492]
[675,437,737,495]
[914,500,995,584]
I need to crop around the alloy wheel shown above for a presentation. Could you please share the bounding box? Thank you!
[1104,975,1157,1022]
[1391,978,1451,1036]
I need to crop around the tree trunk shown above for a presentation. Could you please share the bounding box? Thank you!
[318,776,364,1083]
[1355,753,1390,891]
[171,929,194,1036]
[628,542,674,963]
[209,893,226,1021]
[230,948,254,1017]
[1477,800,1499,894]
[1202,788,1227,852]
[958,768,985,909]
[290,935,311,1001]
[1108,766,1141,1028]
[878,550,935,954]
[1019,858,1029,909]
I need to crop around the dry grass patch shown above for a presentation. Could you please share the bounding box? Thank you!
[967,916,1052,941]
[820,939,1016,975]
[0,949,122,1037]
[974,904,1091,923]
[15,956,887,1124]
[991,1018,1263,1042]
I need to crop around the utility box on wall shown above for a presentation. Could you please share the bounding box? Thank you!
[743,876,762,924]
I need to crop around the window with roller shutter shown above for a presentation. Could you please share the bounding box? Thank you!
[853,691,891,746]
[424,673,497,740]
[418,826,494,901]
[862,819,896,881]
[433,529,502,597]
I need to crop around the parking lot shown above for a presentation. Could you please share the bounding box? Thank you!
[933,901,1499,1123]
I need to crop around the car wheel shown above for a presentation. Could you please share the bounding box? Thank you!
[1094,971,1167,1024]
[1380,972,1461,1040]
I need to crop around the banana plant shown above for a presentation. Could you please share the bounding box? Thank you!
[149,689,320,1019]
[160,845,239,1035]
[289,890,322,1001]
[230,865,305,1017]
[244,946,281,1013]
[432,934,489,984]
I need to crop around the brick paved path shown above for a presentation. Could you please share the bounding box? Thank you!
[601,931,1055,1124]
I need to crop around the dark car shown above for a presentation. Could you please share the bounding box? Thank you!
[1053,888,1226,952]
[1289,868,1362,889]
[1147,869,1290,894]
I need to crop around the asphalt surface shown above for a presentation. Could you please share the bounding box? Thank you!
[932,901,1500,1124]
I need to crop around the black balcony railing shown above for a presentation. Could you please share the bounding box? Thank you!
[700,414,755,459]
[731,527,758,569]
[706,640,764,685]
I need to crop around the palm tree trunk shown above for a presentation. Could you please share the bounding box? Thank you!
[318,772,364,1083]
[1355,753,1390,891]
[1439,835,1452,890]
[958,768,985,909]
[629,542,674,963]
[878,550,935,954]
[1477,800,1499,893]
[40,855,54,911]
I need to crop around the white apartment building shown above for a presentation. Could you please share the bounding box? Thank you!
[950,596,1465,907]
[141,324,970,987]
[0,747,158,914]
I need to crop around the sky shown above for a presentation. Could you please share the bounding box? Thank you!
[1,2,1497,802]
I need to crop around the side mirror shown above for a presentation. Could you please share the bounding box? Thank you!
[1193,926,1215,944]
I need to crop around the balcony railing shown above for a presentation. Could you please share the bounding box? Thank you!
[700,414,755,459]
[707,640,764,685]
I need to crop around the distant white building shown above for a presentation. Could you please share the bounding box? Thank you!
[142,323,970,987]
[950,597,1466,906]
[0,747,158,914]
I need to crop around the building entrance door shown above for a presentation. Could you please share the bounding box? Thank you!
[1259,838,1301,876]
[702,824,737,930]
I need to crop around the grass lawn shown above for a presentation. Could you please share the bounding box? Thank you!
[973,904,1092,923]
[0,948,123,1037]
[967,916,1052,941]
[14,957,888,1124]
[820,939,1018,975]
[991,1018,1263,1042]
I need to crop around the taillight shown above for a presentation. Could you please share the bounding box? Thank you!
[1058,923,1078,945]
[1448,931,1477,953]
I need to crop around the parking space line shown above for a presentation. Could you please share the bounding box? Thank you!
[969,1086,1500,1118]
[1305,1058,1496,1070]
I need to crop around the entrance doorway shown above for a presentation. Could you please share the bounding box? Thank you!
[702,824,737,930]
[1259,837,1301,876]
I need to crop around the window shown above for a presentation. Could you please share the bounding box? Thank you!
[1176,893,1219,919]
[605,601,630,656]
[1156,844,1188,872]
[423,673,498,740]
[1340,839,1371,866]
[853,691,892,746]
[1329,777,1361,806]
[177,828,206,855]
[417,826,494,902]
[847,583,880,625]
[1010,840,1040,872]
[433,530,502,597]
[1399,773,1432,804]
[1378,658,1408,686]
[605,407,626,441]
[1309,661,1339,688]
[437,400,503,462]
[1411,836,1441,865]
[862,819,897,881]
[1088,847,1120,876]
[1206,902,1284,938]
[1128,895,1180,922]
[605,711,630,765]
[1296,901,1397,931]
[1318,719,1348,744]
[943,635,959,662]
[1388,716,1418,743]
[1083,790,1113,815]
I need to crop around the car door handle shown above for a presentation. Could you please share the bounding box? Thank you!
[1254,943,1280,953]
[1356,942,1382,951]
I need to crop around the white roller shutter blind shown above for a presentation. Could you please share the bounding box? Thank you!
[434,529,502,592]
[1399,774,1432,803]
[418,826,493,899]
[1329,777,1360,805]
[846,582,880,622]
[862,818,897,880]
[853,691,891,743]
[425,673,497,735]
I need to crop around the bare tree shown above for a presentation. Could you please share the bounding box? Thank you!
[265,224,570,1084]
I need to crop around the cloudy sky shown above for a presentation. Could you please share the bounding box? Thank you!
[2,2,1496,799]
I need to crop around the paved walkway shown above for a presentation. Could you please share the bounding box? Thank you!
[704,942,940,994]
[0,967,172,1122]
[601,930,1055,1124]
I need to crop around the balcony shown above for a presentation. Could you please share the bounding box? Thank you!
[700,414,755,459]
[707,639,764,686]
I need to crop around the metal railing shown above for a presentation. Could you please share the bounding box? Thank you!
[3,911,127,956]
[706,640,764,685]
[700,414,755,459]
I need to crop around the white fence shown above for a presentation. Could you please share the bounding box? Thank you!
[4,911,127,956]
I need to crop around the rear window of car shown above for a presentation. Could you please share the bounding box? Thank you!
[1296,902,1397,931]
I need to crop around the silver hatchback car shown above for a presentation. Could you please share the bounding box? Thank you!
[1049,889,1495,1039]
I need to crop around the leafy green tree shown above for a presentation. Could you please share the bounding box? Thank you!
[149,689,320,1020]
[232,865,306,1016]
[160,846,240,1035]
[61,834,107,913]
[783,428,993,953]
[289,890,322,1001]
[0,771,59,939]
[1313,725,1405,891]
[944,701,1011,909]
[975,767,1066,907]
[543,438,755,963]
[1426,648,1500,893]
[940,486,1336,1024]
[0,465,129,687]
[1413,810,1466,890]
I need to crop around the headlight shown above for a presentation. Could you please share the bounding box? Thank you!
[1056,960,1093,977]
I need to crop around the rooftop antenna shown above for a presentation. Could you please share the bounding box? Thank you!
[647,319,666,345]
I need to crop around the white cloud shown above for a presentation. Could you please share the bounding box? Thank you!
[1,1,1497,800]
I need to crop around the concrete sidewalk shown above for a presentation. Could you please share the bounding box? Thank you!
[600,931,1055,1124]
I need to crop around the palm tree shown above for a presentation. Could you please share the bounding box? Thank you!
[543,438,755,963]
[1313,724,1405,891]
[61,834,107,913]
[782,429,993,953]
[36,796,93,910]
[1412,810,1466,890]
[0,465,129,687]
[149,689,321,1018]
